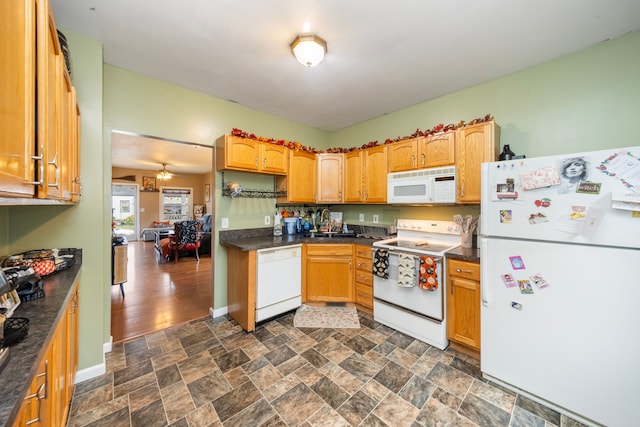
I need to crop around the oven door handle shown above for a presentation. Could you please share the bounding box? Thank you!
[378,248,442,263]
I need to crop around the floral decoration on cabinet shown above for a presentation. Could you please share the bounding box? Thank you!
[231,114,493,154]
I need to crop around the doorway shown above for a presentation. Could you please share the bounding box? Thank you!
[110,130,214,342]
[112,183,139,240]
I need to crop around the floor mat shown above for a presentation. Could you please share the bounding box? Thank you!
[293,304,360,329]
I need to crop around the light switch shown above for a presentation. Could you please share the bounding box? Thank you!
[221,218,229,228]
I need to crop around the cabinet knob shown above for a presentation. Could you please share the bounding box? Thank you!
[456,268,473,274]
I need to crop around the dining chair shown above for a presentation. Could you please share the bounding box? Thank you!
[169,220,200,263]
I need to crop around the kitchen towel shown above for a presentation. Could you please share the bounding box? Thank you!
[373,249,389,279]
[397,254,417,287]
[419,256,438,290]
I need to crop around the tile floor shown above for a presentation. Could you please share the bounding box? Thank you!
[67,311,587,427]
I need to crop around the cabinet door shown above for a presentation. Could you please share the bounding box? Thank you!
[0,0,37,198]
[421,133,455,168]
[216,135,260,171]
[305,255,353,302]
[58,60,72,200]
[276,150,316,203]
[456,121,499,203]
[447,275,481,350]
[17,346,53,427]
[363,145,387,203]
[387,139,418,172]
[65,285,79,415]
[289,150,316,203]
[316,154,343,203]
[260,143,288,175]
[69,90,81,201]
[38,0,63,199]
[343,151,363,203]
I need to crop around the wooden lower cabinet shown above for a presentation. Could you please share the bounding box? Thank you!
[225,246,256,332]
[13,282,79,427]
[303,244,353,302]
[354,245,373,309]
[447,259,481,352]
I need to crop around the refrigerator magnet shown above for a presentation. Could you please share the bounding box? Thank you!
[509,256,526,270]
[528,212,548,224]
[534,198,551,207]
[530,273,550,289]
[500,210,512,223]
[501,274,517,288]
[518,279,534,294]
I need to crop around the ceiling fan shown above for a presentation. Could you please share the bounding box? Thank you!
[156,163,186,180]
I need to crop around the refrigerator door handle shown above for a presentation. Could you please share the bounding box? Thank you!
[480,237,489,306]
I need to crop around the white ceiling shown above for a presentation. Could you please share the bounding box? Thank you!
[111,132,213,175]
[52,0,640,173]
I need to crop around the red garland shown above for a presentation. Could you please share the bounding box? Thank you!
[230,114,493,154]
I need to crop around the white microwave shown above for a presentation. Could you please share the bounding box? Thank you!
[387,166,457,204]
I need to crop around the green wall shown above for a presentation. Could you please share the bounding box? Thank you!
[332,31,640,225]
[3,27,639,375]
[5,32,106,372]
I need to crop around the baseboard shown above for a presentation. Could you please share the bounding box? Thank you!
[211,306,228,318]
[73,337,112,384]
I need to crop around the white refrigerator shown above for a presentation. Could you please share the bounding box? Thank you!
[480,146,640,426]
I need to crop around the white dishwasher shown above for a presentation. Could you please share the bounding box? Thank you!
[256,244,302,322]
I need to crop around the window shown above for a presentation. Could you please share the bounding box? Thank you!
[159,187,193,223]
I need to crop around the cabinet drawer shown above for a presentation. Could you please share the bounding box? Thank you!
[355,270,372,286]
[355,283,373,308]
[354,245,372,259]
[305,244,353,256]
[448,259,480,281]
[355,257,372,272]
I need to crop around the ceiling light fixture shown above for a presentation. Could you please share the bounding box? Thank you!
[290,34,327,68]
[157,163,173,181]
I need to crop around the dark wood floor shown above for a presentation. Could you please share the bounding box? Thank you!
[110,241,214,343]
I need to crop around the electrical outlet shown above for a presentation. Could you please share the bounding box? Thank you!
[359,213,365,222]
[221,218,229,229]
[373,214,379,224]
[264,215,271,225]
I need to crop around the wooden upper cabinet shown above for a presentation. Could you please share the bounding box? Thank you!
[388,134,455,173]
[70,90,81,201]
[260,143,288,174]
[0,0,36,198]
[421,132,455,168]
[343,151,363,203]
[39,1,63,199]
[363,145,387,203]
[276,149,316,203]
[344,145,387,203]
[216,135,260,171]
[455,121,500,203]
[387,138,419,172]
[316,153,343,203]
[216,135,288,175]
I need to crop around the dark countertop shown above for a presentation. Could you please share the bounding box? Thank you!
[220,234,381,251]
[220,229,481,263]
[446,246,481,263]
[0,250,82,426]
[219,227,384,251]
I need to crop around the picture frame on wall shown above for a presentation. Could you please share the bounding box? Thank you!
[142,176,156,191]
[205,183,211,202]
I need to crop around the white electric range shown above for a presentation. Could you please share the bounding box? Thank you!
[372,219,461,349]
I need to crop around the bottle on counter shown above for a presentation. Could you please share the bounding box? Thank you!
[274,212,282,236]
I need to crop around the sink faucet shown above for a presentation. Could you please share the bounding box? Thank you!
[319,209,331,231]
